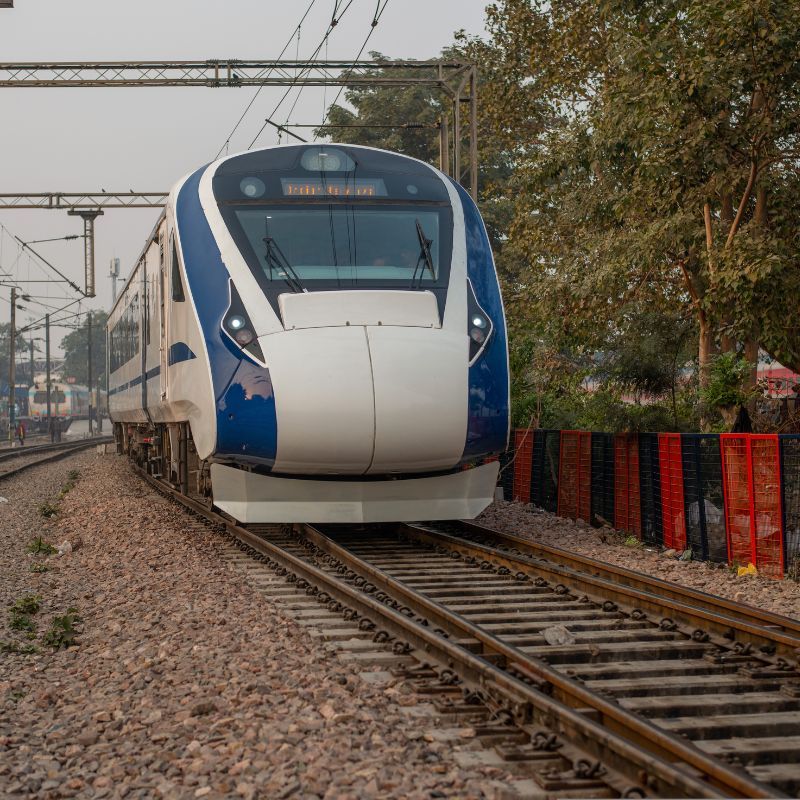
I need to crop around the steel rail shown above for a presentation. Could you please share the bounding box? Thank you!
[433,520,800,648]
[299,523,785,800]
[0,437,111,480]
[0,436,110,463]
[131,467,733,799]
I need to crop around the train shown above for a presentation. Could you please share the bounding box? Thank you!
[28,377,89,430]
[107,144,509,522]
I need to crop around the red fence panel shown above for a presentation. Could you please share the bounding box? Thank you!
[720,434,784,578]
[511,428,534,503]
[614,434,641,537]
[658,433,686,550]
[557,431,592,522]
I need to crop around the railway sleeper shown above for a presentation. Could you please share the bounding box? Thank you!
[564,658,744,680]
[697,736,800,767]
[584,673,789,697]
[620,691,800,719]
[520,639,713,664]
[745,765,800,797]
[659,710,800,739]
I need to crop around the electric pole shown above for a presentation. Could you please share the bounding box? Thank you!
[29,337,34,387]
[45,313,52,442]
[8,287,16,443]
[87,311,93,436]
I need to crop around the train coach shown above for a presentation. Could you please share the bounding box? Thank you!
[107,144,509,522]
[28,377,89,430]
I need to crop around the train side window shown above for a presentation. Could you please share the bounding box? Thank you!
[171,239,185,302]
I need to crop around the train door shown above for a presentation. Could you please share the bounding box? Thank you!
[159,232,168,400]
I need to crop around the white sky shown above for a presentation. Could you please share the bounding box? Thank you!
[0,0,489,356]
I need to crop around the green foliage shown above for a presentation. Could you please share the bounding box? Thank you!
[42,608,82,650]
[8,595,42,634]
[11,595,41,616]
[464,0,800,429]
[700,352,752,410]
[60,311,107,389]
[29,563,49,574]
[27,536,56,555]
[38,502,58,519]
[0,641,37,655]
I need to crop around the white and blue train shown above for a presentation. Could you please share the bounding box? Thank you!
[107,144,509,523]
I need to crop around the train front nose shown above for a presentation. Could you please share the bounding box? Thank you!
[260,291,468,476]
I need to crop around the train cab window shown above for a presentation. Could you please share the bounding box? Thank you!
[171,239,185,302]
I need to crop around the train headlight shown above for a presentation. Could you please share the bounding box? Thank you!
[471,314,488,330]
[240,177,266,198]
[301,147,355,172]
[222,281,265,364]
[466,280,493,365]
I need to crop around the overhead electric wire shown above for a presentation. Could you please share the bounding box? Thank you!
[213,0,319,160]
[247,0,358,150]
[316,0,391,139]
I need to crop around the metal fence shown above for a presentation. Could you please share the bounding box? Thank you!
[499,429,795,578]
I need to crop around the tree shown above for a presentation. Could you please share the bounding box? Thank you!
[0,322,30,393]
[61,311,107,389]
[471,0,800,427]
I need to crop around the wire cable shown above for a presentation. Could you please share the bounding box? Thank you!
[248,0,358,150]
[316,0,391,139]
[213,0,319,160]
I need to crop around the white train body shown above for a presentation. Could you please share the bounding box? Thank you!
[108,144,509,522]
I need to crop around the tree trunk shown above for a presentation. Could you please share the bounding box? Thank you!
[744,337,759,413]
[699,313,715,431]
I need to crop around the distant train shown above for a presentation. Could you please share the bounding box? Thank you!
[28,376,89,430]
[108,144,510,522]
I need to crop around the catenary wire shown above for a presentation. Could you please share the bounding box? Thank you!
[213,0,319,160]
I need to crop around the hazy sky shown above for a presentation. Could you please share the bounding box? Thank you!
[0,0,490,355]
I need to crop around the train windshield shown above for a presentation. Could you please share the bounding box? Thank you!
[230,206,445,286]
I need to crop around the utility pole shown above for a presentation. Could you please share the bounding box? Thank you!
[8,287,15,444]
[29,337,34,386]
[87,311,93,436]
[67,208,103,297]
[110,257,120,303]
[45,314,52,442]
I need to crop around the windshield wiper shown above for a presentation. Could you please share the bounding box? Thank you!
[263,219,305,293]
[411,218,436,288]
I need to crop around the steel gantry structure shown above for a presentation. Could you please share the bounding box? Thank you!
[0,59,479,195]
[0,59,479,296]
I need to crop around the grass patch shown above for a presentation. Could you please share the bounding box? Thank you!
[38,502,59,519]
[11,595,41,616]
[42,608,82,650]
[9,594,42,634]
[27,537,57,555]
[29,563,49,574]
[623,535,643,548]
[56,469,81,500]
[0,641,38,655]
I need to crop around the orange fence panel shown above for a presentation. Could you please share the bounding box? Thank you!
[614,434,641,537]
[558,431,592,522]
[720,434,784,578]
[511,428,534,503]
[658,433,686,550]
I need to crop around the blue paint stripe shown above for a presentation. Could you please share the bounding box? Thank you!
[168,341,197,366]
[108,366,160,397]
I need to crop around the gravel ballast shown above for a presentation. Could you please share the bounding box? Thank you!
[478,500,800,618]
[1,453,517,799]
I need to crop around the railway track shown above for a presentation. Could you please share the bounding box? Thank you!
[0,437,112,480]
[135,466,800,798]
